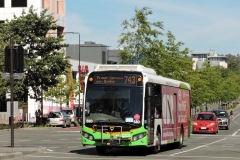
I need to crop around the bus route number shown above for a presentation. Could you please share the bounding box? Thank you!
[124,76,136,84]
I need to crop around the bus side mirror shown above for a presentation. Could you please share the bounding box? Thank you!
[147,86,152,97]
[85,102,90,116]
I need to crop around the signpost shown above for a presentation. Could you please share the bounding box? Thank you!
[1,39,25,147]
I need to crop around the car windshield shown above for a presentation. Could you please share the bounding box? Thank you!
[62,110,73,115]
[197,114,214,120]
[213,111,227,118]
[49,112,62,118]
[85,86,143,125]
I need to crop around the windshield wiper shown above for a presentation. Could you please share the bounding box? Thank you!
[95,121,139,128]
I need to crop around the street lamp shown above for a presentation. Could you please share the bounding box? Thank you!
[48,31,81,117]
[63,32,81,118]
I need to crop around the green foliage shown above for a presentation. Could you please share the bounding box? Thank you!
[0,6,71,101]
[44,75,79,107]
[118,7,164,64]
[118,7,192,82]
[0,24,9,105]
[189,66,240,108]
[118,6,240,109]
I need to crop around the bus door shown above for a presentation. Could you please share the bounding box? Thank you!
[146,84,154,145]
[174,93,178,140]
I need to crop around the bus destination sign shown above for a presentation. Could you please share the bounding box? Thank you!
[93,74,137,85]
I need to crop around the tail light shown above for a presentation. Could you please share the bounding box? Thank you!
[59,118,64,121]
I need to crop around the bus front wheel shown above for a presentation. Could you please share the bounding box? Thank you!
[96,146,107,155]
[152,132,161,154]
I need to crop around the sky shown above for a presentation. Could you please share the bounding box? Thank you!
[66,0,240,55]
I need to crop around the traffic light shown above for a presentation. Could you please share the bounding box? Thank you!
[4,46,24,73]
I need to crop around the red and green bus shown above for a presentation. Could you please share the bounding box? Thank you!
[81,65,191,154]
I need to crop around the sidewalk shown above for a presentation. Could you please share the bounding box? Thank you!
[0,146,46,160]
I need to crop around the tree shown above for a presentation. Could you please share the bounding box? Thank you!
[44,68,79,109]
[228,59,240,75]
[1,7,71,103]
[157,31,192,81]
[118,7,192,82]
[118,7,164,64]
[0,24,8,110]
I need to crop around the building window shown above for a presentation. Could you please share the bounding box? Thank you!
[0,0,4,7]
[12,0,27,7]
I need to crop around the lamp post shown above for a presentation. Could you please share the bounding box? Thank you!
[48,31,81,118]
[63,32,81,116]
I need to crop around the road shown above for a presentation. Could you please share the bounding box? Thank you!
[0,107,240,160]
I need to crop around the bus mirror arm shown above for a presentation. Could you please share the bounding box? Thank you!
[147,86,152,97]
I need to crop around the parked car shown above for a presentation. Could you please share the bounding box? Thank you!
[46,111,71,128]
[61,109,78,126]
[192,112,219,134]
[212,109,230,130]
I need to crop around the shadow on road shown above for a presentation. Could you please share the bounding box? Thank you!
[69,144,187,156]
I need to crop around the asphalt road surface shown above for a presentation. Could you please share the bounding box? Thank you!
[1,107,240,160]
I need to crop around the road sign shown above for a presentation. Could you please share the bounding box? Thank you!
[6,91,11,99]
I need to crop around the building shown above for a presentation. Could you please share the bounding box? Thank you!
[0,0,65,26]
[0,0,66,123]
[192,50,228,70]
[0,0,122,123]
[66,42,122,107]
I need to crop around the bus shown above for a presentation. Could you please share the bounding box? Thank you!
[81,64,191,154]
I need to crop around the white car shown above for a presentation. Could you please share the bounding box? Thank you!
[61,109,78,126]
[47,111,71,128]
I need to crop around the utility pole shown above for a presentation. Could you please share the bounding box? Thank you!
[2,38,24,147]
[10,38,14,147]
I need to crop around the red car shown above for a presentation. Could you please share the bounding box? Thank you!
[192,112,219,134]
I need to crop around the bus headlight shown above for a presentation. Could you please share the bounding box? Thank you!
[132,132,147,142]
[82,132,94,141]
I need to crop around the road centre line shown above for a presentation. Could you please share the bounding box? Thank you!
[232,113,240,120]
[169,138,227,156]
[232,128,240,136]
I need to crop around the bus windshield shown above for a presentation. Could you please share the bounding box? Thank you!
[84,86,143,126]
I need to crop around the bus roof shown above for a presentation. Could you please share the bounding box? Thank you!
[93,64,190,90]
[94,64,157,75]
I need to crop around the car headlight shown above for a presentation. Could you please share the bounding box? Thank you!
[208,123,215,126]
[193,122,198,125]
[132,132,147,142]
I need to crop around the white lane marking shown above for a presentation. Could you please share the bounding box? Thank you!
[170,138,227,156]
[232,113,240,120]
[46,149,54,152]
[53,131,81,133]
[232,128,240,136]
[170,155,240,159]
[48,147,60,149]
